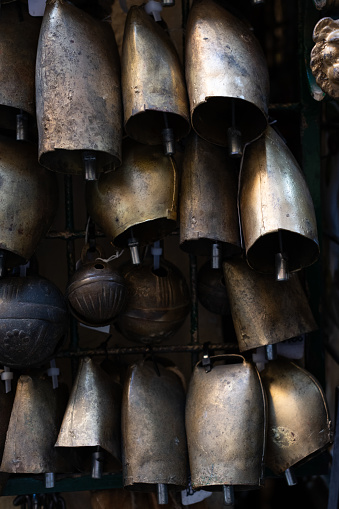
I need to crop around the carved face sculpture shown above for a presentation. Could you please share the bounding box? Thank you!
[311,17,339,98]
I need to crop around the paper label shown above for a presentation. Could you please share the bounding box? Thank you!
[28,0,46,16]
[181,489,212,506]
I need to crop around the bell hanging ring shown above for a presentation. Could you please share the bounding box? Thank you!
[36,0,122,179]
[197,262,230,316]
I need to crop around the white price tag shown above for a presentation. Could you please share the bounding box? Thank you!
[28,0,46,16]
[181,489,212,506]
[79,323,111,334]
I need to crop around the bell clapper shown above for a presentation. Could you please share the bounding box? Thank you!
[157,483,169,505]
[211,242,221,269]
[16,109,28,141]
[144,0,163,21]
[92,446,105,479]
[128,230,141,265]
[162,0,175,6]
[1,366,13,393]
[227,100,243,158]
[83,150,98,181]
[0,249,7,278]
[47,359,60,389]
[284,467,297,486]
[265,344,278,361]
[151,241,163,271]
[275,230,289,281]
[162,113,175,156]
[45,472,55,489]
[223,485,234,506]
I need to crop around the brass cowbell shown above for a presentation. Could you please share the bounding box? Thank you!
[36,0,122,180]
[240,126,319,280]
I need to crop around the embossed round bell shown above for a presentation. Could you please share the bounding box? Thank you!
[122,359,188,504]
[0,136,58,269]
[185,0,269,151]
[260,358,332,481]
[0,275,68,368]
[56,357,122,478]
[36,0,122,179]
[0,1,41,141]
[121,5,190,150]
[223,257,317,352]
[116,258,190,344]
[240,127,319,280]
[179,133,241,267]
[198,262,230,316]
[186,355,266,500]
[311,17,339,99]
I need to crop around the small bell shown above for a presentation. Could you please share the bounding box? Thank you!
[122,359,188,504]
[197,262,230,316]
[311,17,339,99]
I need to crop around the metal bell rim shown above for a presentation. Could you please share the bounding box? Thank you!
[125,110,191,146]
[180,237,242,257]
[194,353,246,369]
[39,148,121,175]
[113,217,177,248]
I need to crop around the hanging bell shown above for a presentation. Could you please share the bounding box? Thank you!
[0,377,15,495]
[197,262,230,316]
[310,17,339,99]
[56,357,122,478]
[0,1,41,141]
[240,126,319,280]
[0,275,68,368]
[121,5,190,152]
[260,358,332,483]
[179,133,241,267]
[122,359,188,505]
[36,0,122,179]
[116,257,190,344]
[186,355,266,503]
[223,257,317,352]
[185,0,269,151]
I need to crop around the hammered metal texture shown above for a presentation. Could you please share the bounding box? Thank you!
[260,359,332,475]
[121,5,190,145]
[0,276,68,368]
[185,0,269,147]
[122,360,188,491]
[36,0,122,175]
[223,257,317,352]
[240,127,319,273]
[310,17,339,98]
[87,139,178,247]
[179,133,241,257]
[186,355,265,490]
[197,262,230,316]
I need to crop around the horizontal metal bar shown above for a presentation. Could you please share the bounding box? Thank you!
[269,102,301,112]
[46,230,105,240]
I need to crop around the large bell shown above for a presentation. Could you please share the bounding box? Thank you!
[198,262,230,316]
[186,355,266,503]
[0,275,68,368]
[122,359,188,505]
[223,257,317,352]
[55,357,122,478]
[185,0,269,152]
[179,133,241,266]
[240,126,319,279]
[121,5,190,151]
[36,0,122,179]
[260,359,332,481]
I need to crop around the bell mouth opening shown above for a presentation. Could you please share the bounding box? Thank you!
[192,483,262,492]
[180,238,241,257]
[39,148,121,175]
[191,97,267,147]
[0,248,26,269]
[56,446,122,475]
[114,218,177,248]
[125,110,190,145]
[124,482,186,493]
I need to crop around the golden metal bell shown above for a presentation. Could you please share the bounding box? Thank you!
[56,358,122,478]
[260,359,332,480]
[185,355,265,502]
[36,0,122,179]
[179,133,241,266]
[311,17,339,99]
[122,359,188,504]
[197,262,230,316]
[240,126,319,279]
[185,0,269,151]
[121,5,190,149]
[223,257,317,352]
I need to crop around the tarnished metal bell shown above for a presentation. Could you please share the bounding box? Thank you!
[223,257,317,352]
[186,355,265,503]
[121,5,190,152]
[56,357,122,478]
[0,136,58,269]
[116,257,190,344]
[36,0,122,179]
[198,262,230,316]
[0,379,15,495]
[240,127,319,280]
[122,359,188,504]
[0,275,68,368]
[179,133,241,267]
[260,359,332,480]
[185,0,269,153]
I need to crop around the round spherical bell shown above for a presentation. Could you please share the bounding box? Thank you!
[0,276,68,368]
[197,262,230,316]
[116,259,190,344]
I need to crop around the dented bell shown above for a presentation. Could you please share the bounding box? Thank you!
[121,5,190,150]
[223,257,317,352]
[185,0,269,151]
[180,133,241,266]
[186,355,266,498]
[36,0,122,179]
[260,359,332,479]
[56,358,122,478]
[240,127,319,279]
[198,262,230,316]
[122,359,188,504]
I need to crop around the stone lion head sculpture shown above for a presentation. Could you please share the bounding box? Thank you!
[311,17,339,98]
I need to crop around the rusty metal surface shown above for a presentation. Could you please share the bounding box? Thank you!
[122,359,188,491]
[223,257,317,352]
[0,379,15,460]
[260,358,332,475]
[87,139,178,247]
[36,0,122,175]
[310,17,339,98]
[185,0,269,147]
[197,262,230,316]
[121,5,190,145]
[185,355,265,490]
[240,126,319,274]
[179,133,241,257]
